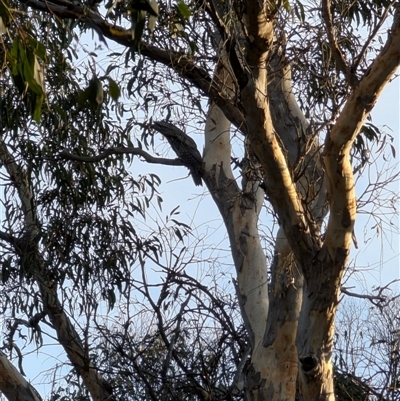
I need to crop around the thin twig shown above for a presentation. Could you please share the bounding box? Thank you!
[353,1,397,71]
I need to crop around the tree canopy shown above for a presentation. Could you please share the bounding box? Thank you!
[0,0,399,400]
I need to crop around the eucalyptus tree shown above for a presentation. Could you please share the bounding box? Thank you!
[0,0,399,400]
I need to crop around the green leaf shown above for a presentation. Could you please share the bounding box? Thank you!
[18,49,43,96]
[33,94,44,123]
[30,53,45,95]
[294,1,305,23]
[282,0,290,11]
[127,77,136,96]
[188,41,198,55]
[86,19,109,47]
[176,0,190,19]
[108,78,121,100]
[27,36,46,61]
[105,64,118,75]
[175,228,183,242]
[131,9,147,44]
[106,288,116,311]
[13,38,26,78]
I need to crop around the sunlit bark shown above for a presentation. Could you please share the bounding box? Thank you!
[297,9,400,399]
[203,60,269,350]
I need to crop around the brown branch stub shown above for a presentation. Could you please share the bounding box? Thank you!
[321,0,359,88]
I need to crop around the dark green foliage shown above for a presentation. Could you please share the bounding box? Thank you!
[0,0,165,348]
[334,371,371,401]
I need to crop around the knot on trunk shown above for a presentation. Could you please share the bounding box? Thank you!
[299,353,323,378]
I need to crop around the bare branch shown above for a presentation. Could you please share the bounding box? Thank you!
[138,255,205,395]
[372,279,400,297]
[58,147,184,165]
[161,294,192,377]
[341,287,386,303]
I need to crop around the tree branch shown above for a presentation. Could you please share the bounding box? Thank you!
[20,0,246,131]
[323,6,400,261]
[341,287,386,303]
[0,229,16,244]
[0,351,43,401]
[322,0,359,87]
[58,147,184,165]
[1,135,116,401]
[202,0,248,90]
[352,1,397,71]
[34,262,116,401]
[0,136,36,235]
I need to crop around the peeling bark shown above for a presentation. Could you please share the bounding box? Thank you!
[251,231,302,400]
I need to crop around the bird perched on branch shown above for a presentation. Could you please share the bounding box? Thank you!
[152,121,203,186]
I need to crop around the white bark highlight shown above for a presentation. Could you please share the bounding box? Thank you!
[203,102,234,183]
[0,351,42,401]
[203,100,269,349]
